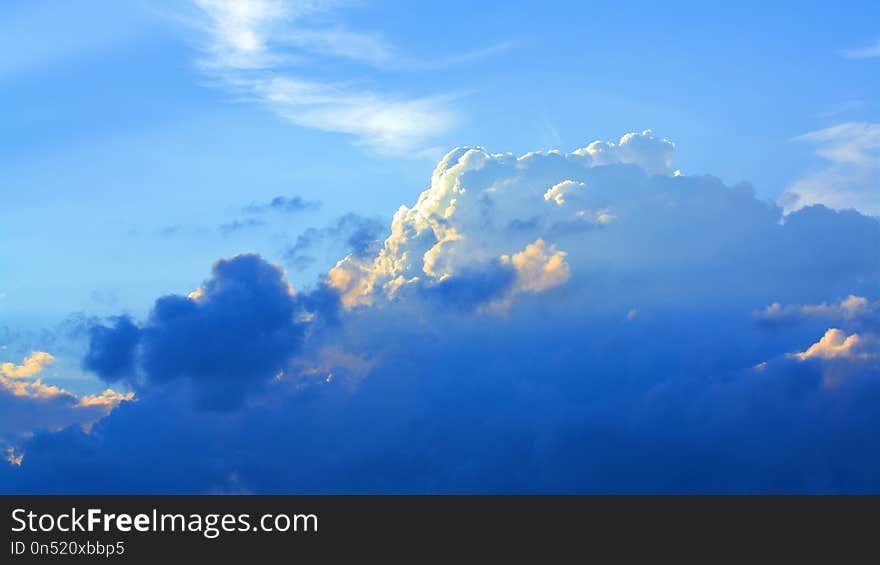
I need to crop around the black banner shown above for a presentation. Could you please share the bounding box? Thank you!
[0,496,875,561]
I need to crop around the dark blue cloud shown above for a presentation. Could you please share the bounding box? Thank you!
[284,213,384,270]
[81,254,329,410]
[218,218,266,236]
[245,196,321,214]
[419,260,516,311]
[219,196,321,237]
[83,315,140,383]
[294,282,343,327]
[7,304,880,494]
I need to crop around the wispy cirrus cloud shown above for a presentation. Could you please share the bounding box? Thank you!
[185,0,496,153]
[780,122,880,216]
[842,39,880,59]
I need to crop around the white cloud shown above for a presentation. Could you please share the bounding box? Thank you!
[842,39,880,59]
[0,350,133,445]
[193,0,290,69]
[573,130,675,175]
[324,127,879,319]
[4,446,22,466]
[327,130,676,309]
[756,295,877,323]
[780,122,880,216]
[188,0,457,152]
[0,350,131,409]
[790,328,880,361]
[282,26,393,66]
[0,351,55,379]
[544,180,585,205]
[499,238,569,296]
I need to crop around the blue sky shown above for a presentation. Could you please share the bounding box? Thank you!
[1,1,879,492]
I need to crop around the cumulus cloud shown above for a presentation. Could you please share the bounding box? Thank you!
[83,316,141,382]
[572,130,676,175]
[284,213,384,270]
[791,328,880,362]
[83,253,335,410]
[497,239,569,304]
[0,350,132,452]
[1,351,55,379]
[6,131,880,493]
[780,122,880,216]
[544,180,585,205]
[327,130,676,309]
[418,259,516,312]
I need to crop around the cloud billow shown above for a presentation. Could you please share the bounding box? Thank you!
[83,253,330,410]
[0,350,131,455]
[5,130,880,493]
[284,213,384,270]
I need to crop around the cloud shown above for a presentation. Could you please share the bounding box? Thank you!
[187,0,458,152]
[501,239,570,293]
[842,39,880,59]
[417,239,569,313]
[0,350,132,450]
[327,130,676,309]
[780,122,880,216]
[83,253,335,410]
[419,259,516,312]
[756,295,878,326]
[1,351,56,379]
[4,447,22,467]
[83,316,142,382]
[790,328,880,362]
[78,389,135,408]
[284,213,384,270]
[218,195,322,239]
[544,180,585,205]
[282,25,393,66]
[218,217,266,236]
[244,195,321,214]
[6,131,880,493]
[572,130,676,175]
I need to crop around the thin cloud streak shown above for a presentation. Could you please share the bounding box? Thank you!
[842,39,880,59]
[186,0,505,153]
[780,122,880,216]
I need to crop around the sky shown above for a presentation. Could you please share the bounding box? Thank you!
[1,0,879,493]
